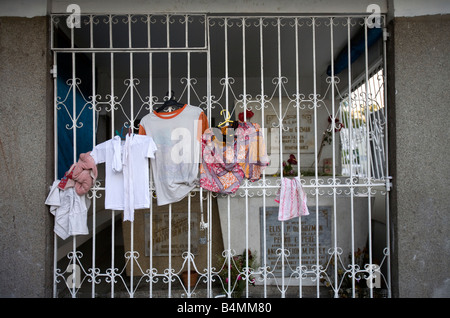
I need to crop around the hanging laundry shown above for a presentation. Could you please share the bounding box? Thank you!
[139,104,208,206]
[199,121,270,194]
[122,133,134,222]
[72,152,98,195]
[275,176,309,221]
[111,135,123,172]
[90,134,157,222]
[234,121,270,181]
[199,127,245,194]
[46,180,90,240]
[57,165,75,191]
[58,151,98,196]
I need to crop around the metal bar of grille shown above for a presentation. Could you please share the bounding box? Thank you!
[347,16,357,298]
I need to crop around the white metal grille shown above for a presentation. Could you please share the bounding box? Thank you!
[50,13,391,298]
[340,64,386,179]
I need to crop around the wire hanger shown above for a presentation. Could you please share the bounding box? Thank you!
[218,109,233,128]
[155,90,185,113]
[217,109,238,142]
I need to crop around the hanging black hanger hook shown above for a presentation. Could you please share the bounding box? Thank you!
[165,90,176,101]
[155,90,185,112]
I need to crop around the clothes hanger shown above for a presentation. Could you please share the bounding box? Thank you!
[115,123,132,139]
[217,109,237,142]
[218,109,233,128]
[115,126,126,139]
[154,90,185,113]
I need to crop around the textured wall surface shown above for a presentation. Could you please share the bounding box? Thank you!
[389,14,450,297]
[0,17,53,297]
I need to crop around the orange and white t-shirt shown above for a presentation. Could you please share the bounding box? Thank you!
[139,105,208,206]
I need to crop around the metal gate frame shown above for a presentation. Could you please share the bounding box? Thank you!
[50,12,391,298]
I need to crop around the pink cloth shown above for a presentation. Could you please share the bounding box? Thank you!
[72,151,98,196]
[58,152,98,195]
[275,177,309,221]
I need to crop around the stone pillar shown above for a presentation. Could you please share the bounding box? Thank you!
[0,16,53,297]
[388,14,450,298]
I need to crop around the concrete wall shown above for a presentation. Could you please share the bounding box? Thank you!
[388,14,450,297]
[49,0,388,14]
[0,16,53,297]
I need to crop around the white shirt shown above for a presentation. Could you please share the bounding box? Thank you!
[139,105,207,206]
[91,134,157,221]
[45,180,90,239]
